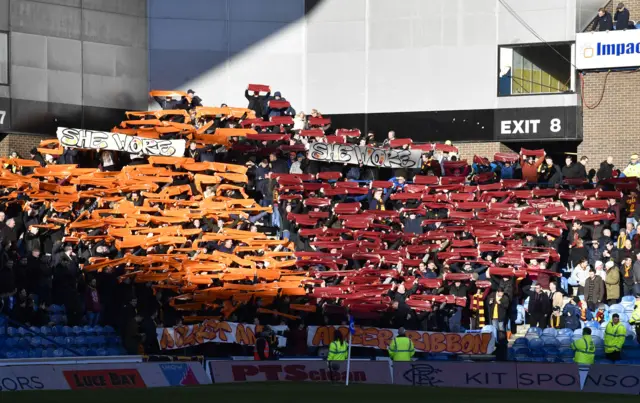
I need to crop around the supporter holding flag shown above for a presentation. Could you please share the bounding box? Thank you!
[562,155,581,180]
[520,150,544,184]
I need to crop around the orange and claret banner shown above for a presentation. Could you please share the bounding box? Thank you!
[306,325,495,355]
[157,320,289,351]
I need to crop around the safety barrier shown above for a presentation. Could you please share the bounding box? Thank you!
[208,359,640,395]
[0,360,210,392]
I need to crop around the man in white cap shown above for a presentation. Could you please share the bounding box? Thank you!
[594,261,606,281]
[605,260,621,305]
[623,154,640,178]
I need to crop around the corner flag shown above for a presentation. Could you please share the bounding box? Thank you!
[346,315,355,386]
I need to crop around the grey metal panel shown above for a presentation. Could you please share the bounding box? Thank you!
[48,70,81,104]
[10,0,82,40]
[305,0,365,22]
[81,0,146,17]
[229,0,303,22]
[35,0,81,7]
[228,21,289,53]
[115,45,147,79]
[368,0,418,20]
[368,20,412,51]
[10,32,47,69]
[47,37,82,73]
[149,19,226,51]
[0,0,9,31]
[82,41,115,76]
[306,21,366,53]
[116,76,148,109]
[10,65,48,101]
[83,73,146,109]
[149,49,227,90]
[0,85,9,98]
[81,9,147,48]
[149,0,226,20]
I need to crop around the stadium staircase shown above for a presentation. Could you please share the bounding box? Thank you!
[0,307,127,359]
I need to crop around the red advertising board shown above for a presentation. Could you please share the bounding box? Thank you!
[63,369,146,390]
[210,360,392,384]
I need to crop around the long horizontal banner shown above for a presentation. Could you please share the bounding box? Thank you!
[209,360,392,384]
[157,320,288,351]
[308,142,422,168]
[57,127,186,157]
[307,325,495,355]
[208,359,640,394]
[0,361,210,392]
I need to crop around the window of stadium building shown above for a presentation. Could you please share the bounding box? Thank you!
[498,44,573,96]
[0,32,7,85]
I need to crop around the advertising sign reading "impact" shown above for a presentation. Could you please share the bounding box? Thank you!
[576,30,640,70]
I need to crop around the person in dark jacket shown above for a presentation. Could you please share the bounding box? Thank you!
[401,211,423,235]
[186,89,203,108]
[597,156,615,181]
[584,268,605,311]
[563,297,582,330]
[487,288,509,331]
[594,7,614,31]
[562,156,582,179]
[269,153,288,174]
[538,156,562,186]
[245,88,270,118]
[524,283,551,329]
[614,3,630,30]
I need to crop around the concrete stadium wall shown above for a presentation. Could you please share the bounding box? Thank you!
[1,0,148,135]
[149,0,580,115]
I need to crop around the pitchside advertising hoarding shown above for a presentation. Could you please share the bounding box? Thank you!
[208,360,640,395]
[0,362,210,392]
[577,30,640,70]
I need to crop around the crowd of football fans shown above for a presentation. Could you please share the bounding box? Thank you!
[0,84,639,360]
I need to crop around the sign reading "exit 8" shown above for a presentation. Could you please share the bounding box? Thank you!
[494,106,579,141]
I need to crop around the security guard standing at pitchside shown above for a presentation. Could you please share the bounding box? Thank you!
[571,327,595,365]
[327,329,348,361]
[604,313,627,362]
[388,327,415,361]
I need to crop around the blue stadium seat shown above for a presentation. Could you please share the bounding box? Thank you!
[96,348,107,357]
[72,326,83,335]
[596,359,613,364]
[17,338,30,349]
[5,350,18,359]
[542,336,559,347]
[86,348,97,356]
[53,349,64,358]
[39,326,51,336]
[62,326,73,336]
[526,327,542,338]
[29,348,43,358]
[83,326,96,336]
[7,328,17,337]
[528,338,544,350]
[542,328,558,337]
[557,328,574,337]
[103,326,115,335]
[513,337,528,347]
[30,336,42,348]
[107,347,120,356]
[73,336,87,347]
[609,304,625,314]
